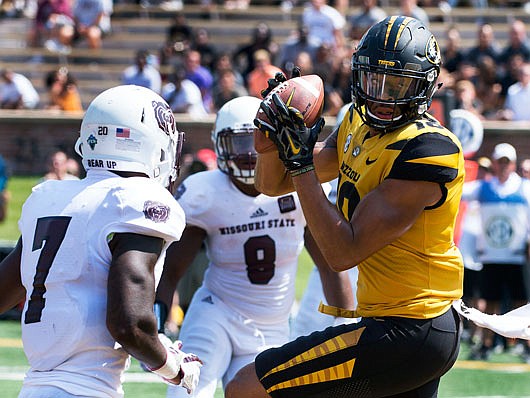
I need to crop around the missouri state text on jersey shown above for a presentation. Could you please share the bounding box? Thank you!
[219,216,297,235]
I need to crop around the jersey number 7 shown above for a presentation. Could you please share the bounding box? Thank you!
[25,216,72,324]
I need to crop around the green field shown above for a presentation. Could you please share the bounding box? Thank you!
[1,319,530,397]
[1,177,530,397]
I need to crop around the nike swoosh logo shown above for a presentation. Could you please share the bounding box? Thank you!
[287,134,301,155]
[366,157,377,165]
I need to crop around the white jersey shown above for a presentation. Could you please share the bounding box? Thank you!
[175,169,307,324]
[18,170,185,398]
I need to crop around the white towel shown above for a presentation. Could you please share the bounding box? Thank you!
[452,300,530,340]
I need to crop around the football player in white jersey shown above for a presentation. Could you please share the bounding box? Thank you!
[156,96,353,398]
[0,85,202,398]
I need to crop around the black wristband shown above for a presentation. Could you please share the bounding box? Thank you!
[290,164,315,177]
[153,301,168,334]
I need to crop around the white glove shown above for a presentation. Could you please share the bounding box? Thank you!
[179,352,203,394]
[148,337,203,394]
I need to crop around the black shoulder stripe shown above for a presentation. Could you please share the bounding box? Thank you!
[385,139,409,151]
[388,133,460,183]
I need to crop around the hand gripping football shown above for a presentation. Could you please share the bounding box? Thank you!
[254,74,325,153]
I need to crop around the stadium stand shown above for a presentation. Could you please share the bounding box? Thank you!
[2,2,530,109]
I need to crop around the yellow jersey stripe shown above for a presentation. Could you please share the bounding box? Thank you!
[405,152,460,167]
[266,358,357,393]
[260,327,366,379]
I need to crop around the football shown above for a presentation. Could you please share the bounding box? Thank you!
[254,74,325,153]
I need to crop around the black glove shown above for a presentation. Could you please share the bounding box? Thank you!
[254,92,325,174]
[260,66,302,99]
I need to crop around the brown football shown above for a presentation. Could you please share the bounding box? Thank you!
[254,75,325,153]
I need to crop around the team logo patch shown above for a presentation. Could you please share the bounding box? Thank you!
[87,134,97,150]
[352,145,361,157]
[143,200,170,223]
[152,100,177,136]
[278,195,296,213]
[485,215,513,248]
[426,35,441,65]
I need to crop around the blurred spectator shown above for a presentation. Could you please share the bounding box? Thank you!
[279,24,320,72]
[44,67,83,111]
[71,0,111,50]
[473,55,503,120]
[437,66,456,94]
[399,0,429,28]
[121,49,162,94]
[454,79,484,119]
[498,62,530,121]
[302,0,346,50]
[159,11,193,66]
[500,53,525,98]
[499,19,530,69]
[443,25,466,74]
[223,0,250,9]
[246,49,284,98]
[42,150,80,181]
[521,158,530,180]
[161,67,208,118]
[465,23,501,68]
[0,154,9,223]
[66,157,81,177]
[212,69,248,112]
[0,69,40,110]
[0,0,24,17]
[462,143,530,362]
[312,43,336,82]
[347,0,386,41]
[453,58,478,85]
[293,51,314,75]
[27,0,74,49]
[331,54,352,106]
[184,49,214,112]
[192,28,217,71]
[233,21,280,81]
[212,52,245,87]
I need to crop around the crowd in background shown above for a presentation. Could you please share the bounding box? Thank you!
[459,144,530,363]
[1,0,530,121]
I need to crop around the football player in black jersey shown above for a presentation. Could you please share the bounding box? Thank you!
[226,16,465,398]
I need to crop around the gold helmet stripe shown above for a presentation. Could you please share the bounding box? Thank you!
[384,16,414,50]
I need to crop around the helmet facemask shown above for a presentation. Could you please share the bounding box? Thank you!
[211,95,262,186]
[215,128,256,185]
[352,61,438,132]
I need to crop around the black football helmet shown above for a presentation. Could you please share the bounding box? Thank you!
[351,16,442,132]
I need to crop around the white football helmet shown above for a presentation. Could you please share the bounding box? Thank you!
[211,96,261,185]
[75,85,184,188]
